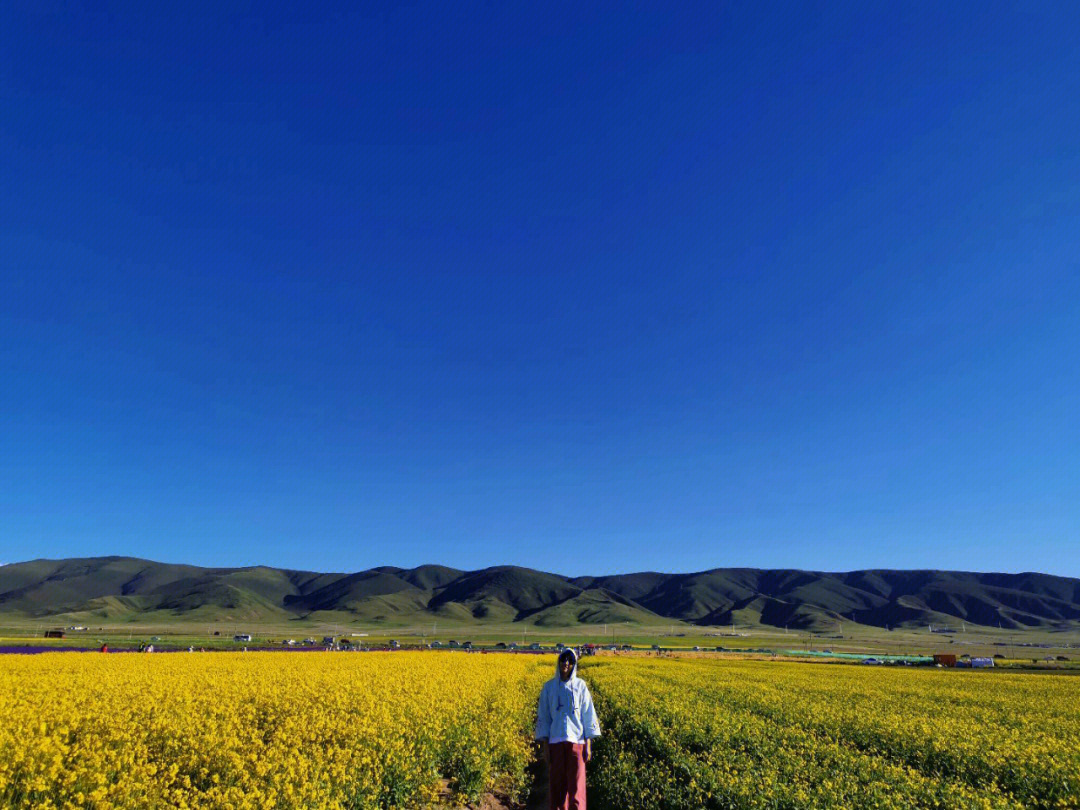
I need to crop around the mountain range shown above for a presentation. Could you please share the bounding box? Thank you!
[2,557,1079,631]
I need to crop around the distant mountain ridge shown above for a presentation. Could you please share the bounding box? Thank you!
[2,556,1078,631]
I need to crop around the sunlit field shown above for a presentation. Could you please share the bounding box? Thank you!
[0,652,547,809]
[2,652,1078,808]
[587,658,1080,809]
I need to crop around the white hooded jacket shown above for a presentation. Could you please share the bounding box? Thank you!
[534,648,601,744]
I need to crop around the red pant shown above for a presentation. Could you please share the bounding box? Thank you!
[548,741,587,810]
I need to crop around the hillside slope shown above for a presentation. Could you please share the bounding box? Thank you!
[1,557,1078,631]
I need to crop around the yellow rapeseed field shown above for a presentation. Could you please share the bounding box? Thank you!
[3,651,1079,809]
[0,651,549,809]
[585,657,1080,809]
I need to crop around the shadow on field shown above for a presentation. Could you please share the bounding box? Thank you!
[523,749,549,810]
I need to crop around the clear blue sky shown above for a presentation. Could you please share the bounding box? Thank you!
[2,2,1078,577]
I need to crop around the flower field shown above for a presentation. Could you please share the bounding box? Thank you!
[0,651,549,809]
[2,651,1078,809]
[585,657,1080,809]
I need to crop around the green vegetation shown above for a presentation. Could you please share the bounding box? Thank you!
[585,657,1080,808]
[2,558,1078,652]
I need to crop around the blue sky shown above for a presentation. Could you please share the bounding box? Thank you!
[2,2,1078,577]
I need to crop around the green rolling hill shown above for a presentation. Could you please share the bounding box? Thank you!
[1,556,1078,631]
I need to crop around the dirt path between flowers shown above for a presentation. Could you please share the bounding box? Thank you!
[432,753,548,809]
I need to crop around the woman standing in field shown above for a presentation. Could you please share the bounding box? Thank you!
[535,648,601,810]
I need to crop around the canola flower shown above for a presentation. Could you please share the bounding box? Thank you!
[0,651,549,809]
[583,657,1080,809]
[4,650,1078,809]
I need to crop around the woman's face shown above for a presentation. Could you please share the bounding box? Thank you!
[559,656,574,680]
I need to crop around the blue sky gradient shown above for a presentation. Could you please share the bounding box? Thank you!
[2,2,1078,576]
